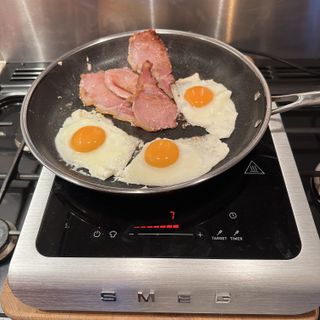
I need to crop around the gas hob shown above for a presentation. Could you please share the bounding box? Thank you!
[7,112,320,315]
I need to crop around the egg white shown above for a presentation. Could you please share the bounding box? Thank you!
[171,73,238,138]
[55,109,141,180]
[117,135,229,186]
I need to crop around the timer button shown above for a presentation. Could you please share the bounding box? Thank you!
[228,212,237,219]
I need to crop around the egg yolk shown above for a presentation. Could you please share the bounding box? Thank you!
[70,126,106,152]
[144,139,179,168]
[184,85,214,108]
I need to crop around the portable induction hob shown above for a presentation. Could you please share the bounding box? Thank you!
[7,114,320,315]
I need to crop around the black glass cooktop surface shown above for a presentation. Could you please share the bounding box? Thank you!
[36,130,301,259]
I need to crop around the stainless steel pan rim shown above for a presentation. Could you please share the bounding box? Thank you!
[20,29,272,195]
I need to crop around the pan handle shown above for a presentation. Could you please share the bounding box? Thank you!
[271,91,320,115]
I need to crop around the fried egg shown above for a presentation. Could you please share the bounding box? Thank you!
[117,135,229,186]
[171,73,238,138]
[55,109,141,180]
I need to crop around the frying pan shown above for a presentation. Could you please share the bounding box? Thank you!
[20,29,320,194]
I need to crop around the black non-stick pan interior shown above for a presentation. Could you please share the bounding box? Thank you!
[23,30,268,194]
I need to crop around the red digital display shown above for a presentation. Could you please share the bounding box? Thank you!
[132,210,179,230]
[133,224,179,229]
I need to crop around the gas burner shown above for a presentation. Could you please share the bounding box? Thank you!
[0,218,19,262]
[14,134,30,153]
[0,96,30,153]
[313,164,320,204]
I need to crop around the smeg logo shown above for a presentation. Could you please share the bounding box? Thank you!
[100,290,231,304]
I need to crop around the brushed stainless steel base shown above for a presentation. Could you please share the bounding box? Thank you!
[1,281,319,320]
[7,113,320,314]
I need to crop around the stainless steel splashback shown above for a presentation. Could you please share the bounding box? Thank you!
[1,0,320,62]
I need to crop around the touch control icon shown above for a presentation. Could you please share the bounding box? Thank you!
[93,230,101,238]
[109,230,117,238]
[196,231,204,238]
[229,212,237,219]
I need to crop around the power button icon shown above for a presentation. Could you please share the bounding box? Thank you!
[93,230,102,238]
[229,212,237,219]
